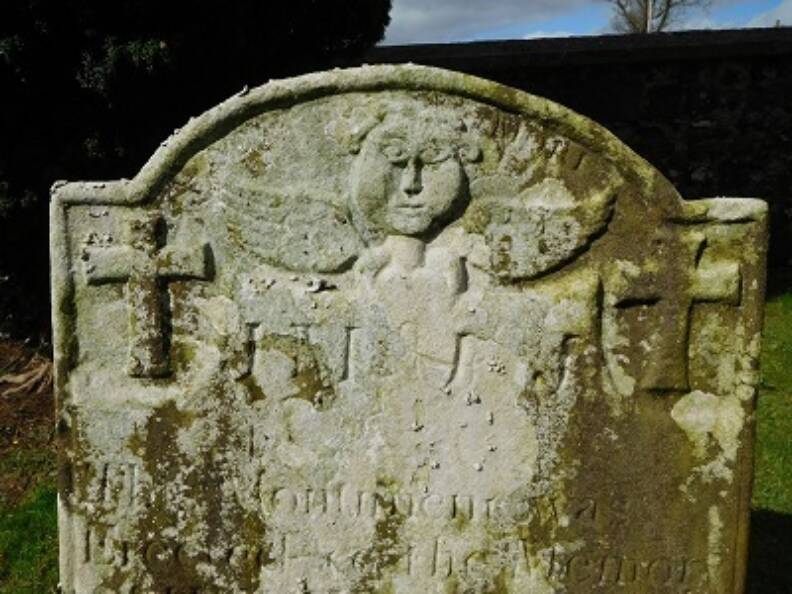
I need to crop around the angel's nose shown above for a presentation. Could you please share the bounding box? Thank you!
[400,158,423,196]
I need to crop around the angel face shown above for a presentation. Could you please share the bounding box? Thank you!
[350,116,475,238]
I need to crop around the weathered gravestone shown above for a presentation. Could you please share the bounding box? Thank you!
[51,65,767,593]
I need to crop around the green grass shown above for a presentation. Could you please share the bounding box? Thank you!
[0,448,56,510]
[754,293,792,513]
[745,292,792,592]
[0,483,58,593]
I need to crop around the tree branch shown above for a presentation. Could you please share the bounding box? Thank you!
[603,0,710,33]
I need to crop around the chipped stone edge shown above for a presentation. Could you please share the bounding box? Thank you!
[729,197,768,594]
[679,197,768,223]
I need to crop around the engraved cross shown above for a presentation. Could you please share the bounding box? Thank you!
[609,231,740,392]
[83,213,212,377]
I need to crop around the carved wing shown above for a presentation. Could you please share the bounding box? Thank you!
[221,182,365,274]
[467,132,624,281]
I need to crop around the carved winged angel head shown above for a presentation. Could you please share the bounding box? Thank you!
[347,107,481,243]
[222,99,621,280]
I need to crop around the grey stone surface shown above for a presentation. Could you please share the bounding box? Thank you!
[51,64,767,593]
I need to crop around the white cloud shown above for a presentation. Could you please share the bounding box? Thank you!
[748,0,792,27]
[522,30,576,39]
[671,15,730,31]
[382,0,591,44]
[641,0,740,32]
[671,0,788,31]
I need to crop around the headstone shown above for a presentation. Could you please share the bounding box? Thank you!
[51,65,767,593]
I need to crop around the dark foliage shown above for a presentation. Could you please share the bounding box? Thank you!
[747,510,792,593]
[0,0,391,340]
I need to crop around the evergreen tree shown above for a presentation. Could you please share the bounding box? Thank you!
[0,0,391,340]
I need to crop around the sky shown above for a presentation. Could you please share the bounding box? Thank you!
[382,0,792,45]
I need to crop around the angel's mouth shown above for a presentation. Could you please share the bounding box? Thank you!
[394,203,427,215]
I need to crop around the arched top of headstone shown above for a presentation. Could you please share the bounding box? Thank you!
[54,63,673,206]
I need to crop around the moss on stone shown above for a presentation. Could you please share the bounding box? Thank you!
[257,333,334,408]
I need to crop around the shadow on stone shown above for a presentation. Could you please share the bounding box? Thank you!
[746,509,792,593]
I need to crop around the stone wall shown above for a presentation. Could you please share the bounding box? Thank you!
[351,28,792,283]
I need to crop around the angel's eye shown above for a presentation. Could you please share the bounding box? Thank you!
[420,142,452,164]
[379,139,408,164]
